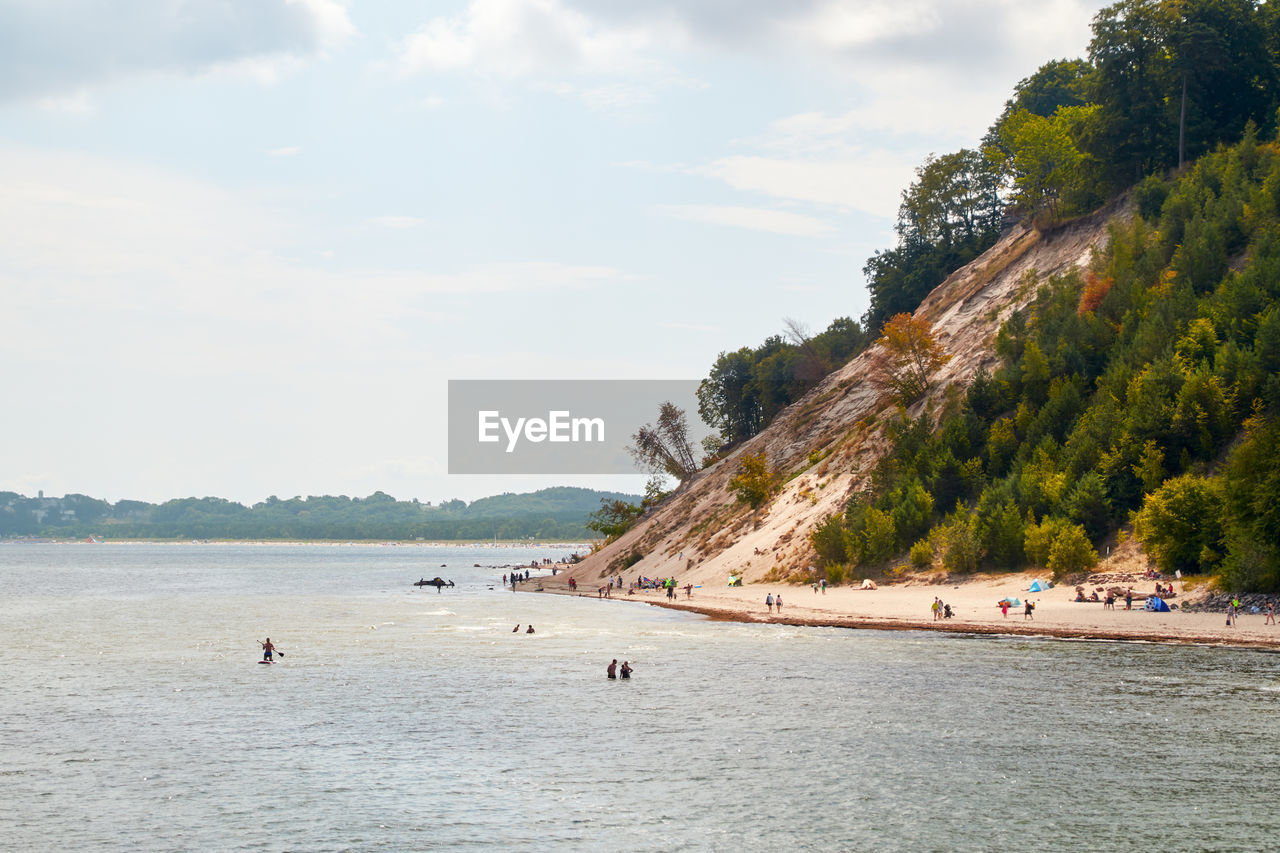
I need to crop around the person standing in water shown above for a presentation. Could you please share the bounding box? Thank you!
[607,659,618,679]
[620,661,632,679]
[259,638,276,662]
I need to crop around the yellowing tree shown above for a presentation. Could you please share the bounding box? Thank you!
[875,313,953,404]
[728,451,776,510]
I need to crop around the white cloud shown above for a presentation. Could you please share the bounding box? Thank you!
[0,147,625,375]
[399,0,675,76]
[394,0,691,109]
[0,0,355,102]
[698,154,914,219]
[659,204,832,237]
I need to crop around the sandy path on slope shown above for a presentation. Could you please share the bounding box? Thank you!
[536,571,1280,648]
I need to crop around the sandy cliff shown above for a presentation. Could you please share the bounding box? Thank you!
[566,197,1133,591]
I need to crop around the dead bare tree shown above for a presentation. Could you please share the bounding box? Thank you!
[630,401,699,483]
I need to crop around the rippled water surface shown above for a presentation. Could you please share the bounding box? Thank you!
[3,543,1280,851]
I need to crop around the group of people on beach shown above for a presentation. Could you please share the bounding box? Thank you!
[765,592,783,613]
[930,597,954,620]
[606,659,633,680]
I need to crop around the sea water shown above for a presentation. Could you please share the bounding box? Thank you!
[2,543,1279,852]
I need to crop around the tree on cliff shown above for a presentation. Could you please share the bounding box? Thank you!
[728,451,777,510]
[630,401,700,483]
[875,314,953,405]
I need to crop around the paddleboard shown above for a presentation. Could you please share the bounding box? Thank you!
[258,660,273,665]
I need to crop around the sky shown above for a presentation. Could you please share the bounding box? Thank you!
[1,0,1109,506]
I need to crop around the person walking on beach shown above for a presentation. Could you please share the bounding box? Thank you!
[932,598,941,621]
[1001,600,1009,618]
[1124,589,1133,610]
[1266,602,1275,625]
[775,594,783,613]
[1024,600,1034,620]
[766,593,774,613]
[820,578,827,594]
[607,659,617,679]
[620,661,632,679]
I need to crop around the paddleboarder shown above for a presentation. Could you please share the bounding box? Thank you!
[259,637,276,662]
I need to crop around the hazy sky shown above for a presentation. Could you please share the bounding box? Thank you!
[1,0,1107,505]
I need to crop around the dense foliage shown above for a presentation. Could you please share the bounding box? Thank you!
[812,133,1280,590]
[699,0,1280,451]
[0,487,638,541]
[697,318,868,447]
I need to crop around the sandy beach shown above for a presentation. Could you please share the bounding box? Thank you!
[536,569,1280,649]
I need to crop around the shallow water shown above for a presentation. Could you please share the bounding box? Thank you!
[3,543,1279,851]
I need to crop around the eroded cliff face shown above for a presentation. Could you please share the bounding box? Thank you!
[566,197,1132,589]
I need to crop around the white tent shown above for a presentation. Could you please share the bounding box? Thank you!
[860,578,877,590]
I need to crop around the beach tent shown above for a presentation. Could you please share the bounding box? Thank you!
[861,579,878,590]
[727,575,741,587]
[999,597,1021,607]
[1028,579,1052,592]
[1146,595,1171,612]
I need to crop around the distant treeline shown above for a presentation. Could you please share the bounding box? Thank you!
[0,486,638,541]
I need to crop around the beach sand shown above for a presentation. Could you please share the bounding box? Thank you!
[537,570,1280,648]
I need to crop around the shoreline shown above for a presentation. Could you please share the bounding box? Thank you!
[536,572,1280,651]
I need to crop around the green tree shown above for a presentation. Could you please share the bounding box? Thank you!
[585,499,643,541]
[1000,105,1101,218]
[1219,412,1280,590]
[811,514,848,567]
[937,506,981,574]
[1048,523,1100,577]
[698,348,762,446]
[1133,473,1227,574]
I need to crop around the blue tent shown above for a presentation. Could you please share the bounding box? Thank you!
[999,597,1021,607]
[1028,579,1052,592]
[1147,595,1171,612]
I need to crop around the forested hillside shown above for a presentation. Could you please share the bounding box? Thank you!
[0,486,633,541]
[697,0,1280,455]
[816,133,1280,591]
[593,0,1280,594]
